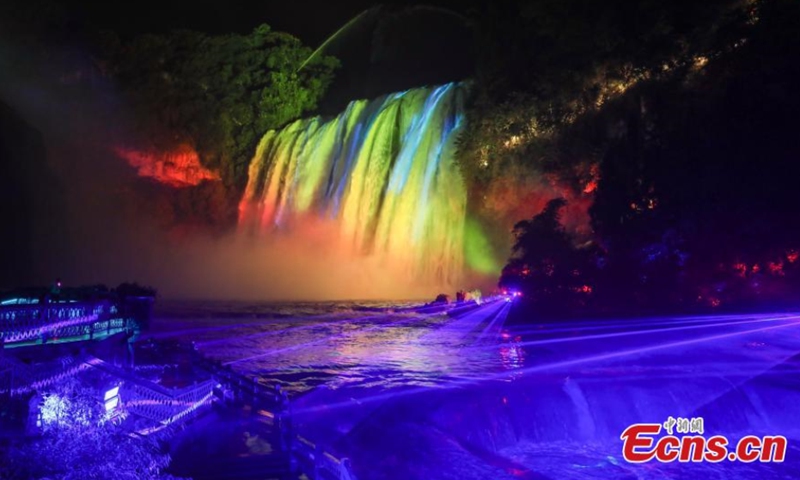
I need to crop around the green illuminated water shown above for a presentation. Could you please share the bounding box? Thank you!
[239,83,483,287]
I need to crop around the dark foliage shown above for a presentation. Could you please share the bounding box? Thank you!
[491,0,800,318]
[500,199,598,315]
[3,380,177,480]
[99,25,339,189]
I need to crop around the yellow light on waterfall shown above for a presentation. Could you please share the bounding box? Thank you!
[239,83,469,287]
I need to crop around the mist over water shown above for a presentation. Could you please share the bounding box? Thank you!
[131,232,467,301]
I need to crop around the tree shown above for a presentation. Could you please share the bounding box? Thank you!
[100,24,339,190]
[458,0,755,189]
[500,198,597,315]
[479,0,800,315]
[3,379,178,480]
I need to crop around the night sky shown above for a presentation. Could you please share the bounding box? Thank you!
[56,0,469,44]
[48,0,475,111]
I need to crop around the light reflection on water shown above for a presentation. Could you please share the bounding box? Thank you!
[154,302,800,479]
[153,299,518,394]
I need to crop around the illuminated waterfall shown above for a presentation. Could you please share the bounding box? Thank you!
[238,83,467,286]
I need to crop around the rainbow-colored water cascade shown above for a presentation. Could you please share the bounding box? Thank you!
[238,83,468,287]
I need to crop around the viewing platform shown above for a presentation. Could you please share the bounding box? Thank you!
[0,284,153,349]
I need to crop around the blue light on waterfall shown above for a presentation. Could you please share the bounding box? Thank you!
[239,83,469,285]
[323,102,355,202]
[412,110,464,242]
[387,83,453,195]
[330,122,364,217]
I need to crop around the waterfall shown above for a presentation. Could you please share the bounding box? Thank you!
[238,83,468,287]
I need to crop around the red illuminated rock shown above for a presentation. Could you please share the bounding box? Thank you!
[114,144,220,187]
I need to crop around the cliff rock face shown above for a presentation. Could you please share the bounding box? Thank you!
[0,101,59,288]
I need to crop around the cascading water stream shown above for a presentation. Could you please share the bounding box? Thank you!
[238,83,468,287]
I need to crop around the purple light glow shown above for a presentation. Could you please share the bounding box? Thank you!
[23,302,798,479]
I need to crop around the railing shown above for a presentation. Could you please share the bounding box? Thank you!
[0,324,360,480]
[130,341,291,416]
[0,300,137,346]
[158,344,291,413]
[87,355,218,435]
[125,380,217,435]
[0,352,99,396]
[185,346,358,479]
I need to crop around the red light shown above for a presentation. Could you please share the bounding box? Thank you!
[768,261,785,276]
[733,263,747,277]
[114,144,221,187]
